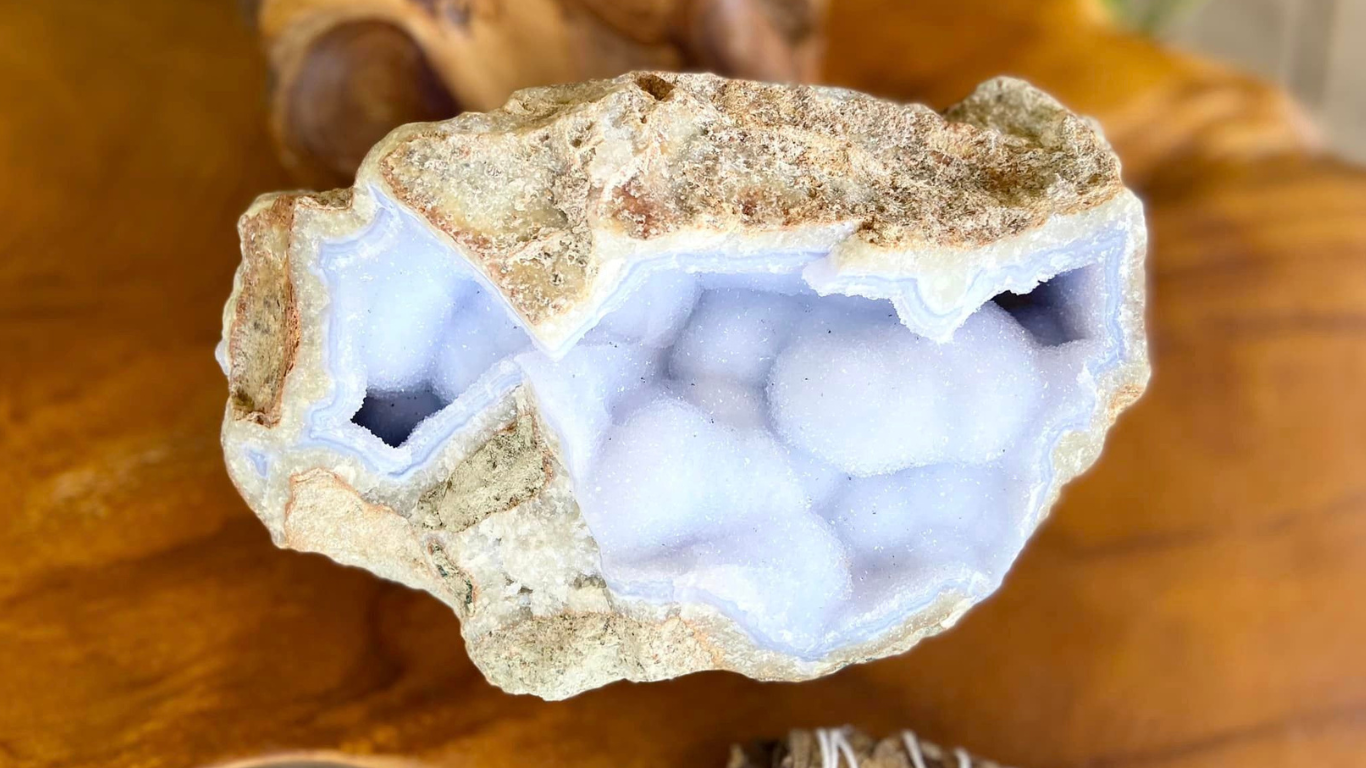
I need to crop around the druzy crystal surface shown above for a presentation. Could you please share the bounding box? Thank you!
[219,72,1148,698]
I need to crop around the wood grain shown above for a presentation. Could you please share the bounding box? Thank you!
[256,0,824,184]
[1,1,1362,767]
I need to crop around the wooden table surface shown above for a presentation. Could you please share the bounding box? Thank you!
[2,1,1363,767]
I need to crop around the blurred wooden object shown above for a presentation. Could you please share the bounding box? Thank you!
[1,1,1362,767]
[250,0,826,184]
[1134,0,1366,165]
[729,727,1007,768]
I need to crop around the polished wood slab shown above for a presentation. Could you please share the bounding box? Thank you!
[1,1,1362,767]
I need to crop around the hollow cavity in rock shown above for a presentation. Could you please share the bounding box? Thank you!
[306,194,1120,657]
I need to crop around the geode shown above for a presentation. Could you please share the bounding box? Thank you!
[218,72,1149,699]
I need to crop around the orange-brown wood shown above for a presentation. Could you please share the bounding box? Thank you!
[255,0,825,184]
[1,1,1361,767]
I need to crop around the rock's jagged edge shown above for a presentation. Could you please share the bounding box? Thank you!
[219,72,1149,699]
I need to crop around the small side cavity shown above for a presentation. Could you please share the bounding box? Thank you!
[352,386,447,448]
[320,195,531,453]
[991,265,1101,347]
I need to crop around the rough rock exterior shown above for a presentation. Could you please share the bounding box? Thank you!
[219,72,1148,699]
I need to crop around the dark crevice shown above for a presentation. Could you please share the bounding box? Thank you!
[634,73,676,101]
[352,385,448,448]
[992,270,1089,347]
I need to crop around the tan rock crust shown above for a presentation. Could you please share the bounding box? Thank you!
[369,72,1122,344]
[219,72,1149,699]
[415,411,554,533]
[228,197,299,426]
[227,189,353,426]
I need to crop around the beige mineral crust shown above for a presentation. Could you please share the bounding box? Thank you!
[219,72,1148,699]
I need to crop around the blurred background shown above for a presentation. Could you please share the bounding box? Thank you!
[246,0,1331,187]
[1118,0,1366,161]
[2,2,1364,768]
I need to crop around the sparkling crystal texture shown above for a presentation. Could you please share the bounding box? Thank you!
[219,72,1149,699]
